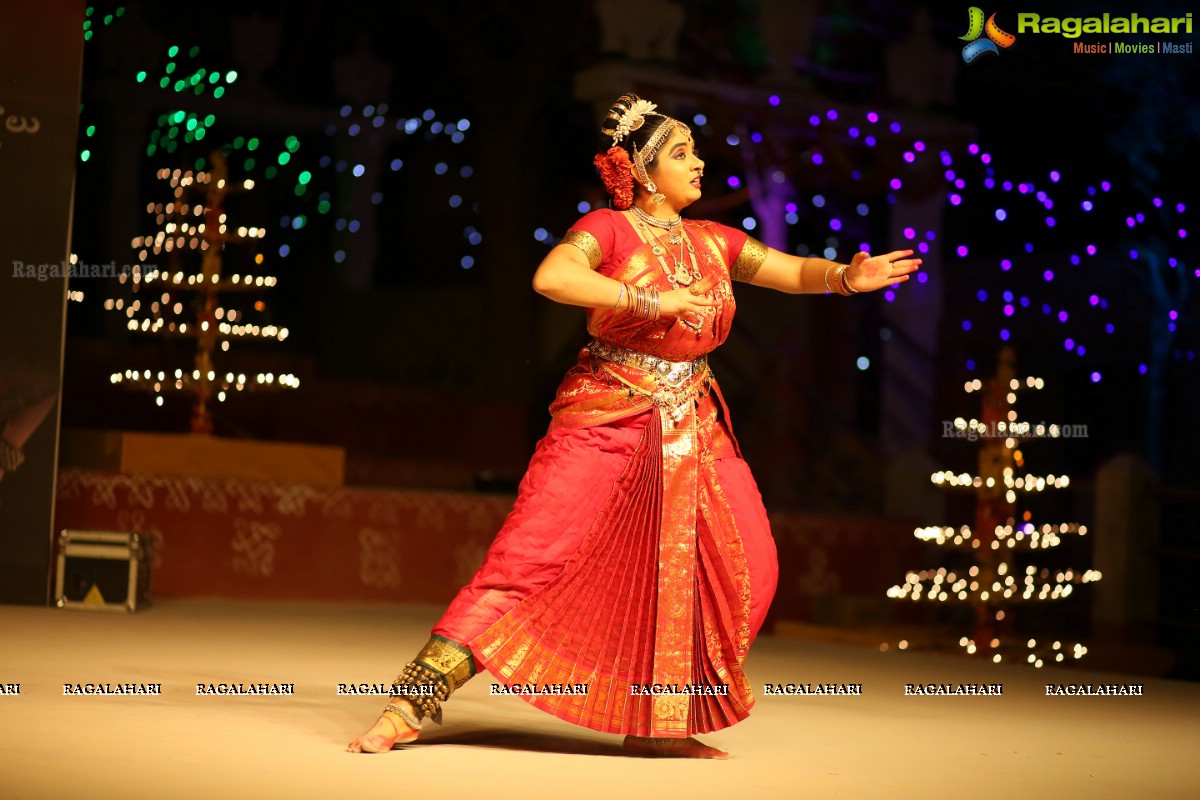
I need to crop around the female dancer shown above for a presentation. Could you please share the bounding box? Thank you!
[348,93,919,758]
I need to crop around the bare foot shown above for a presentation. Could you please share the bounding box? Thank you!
[623,735,729,759]
[346,704,420,753]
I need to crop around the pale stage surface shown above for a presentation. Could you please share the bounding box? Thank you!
[0,600,1195,799]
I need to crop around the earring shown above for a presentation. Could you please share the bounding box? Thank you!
[644,181,665,206]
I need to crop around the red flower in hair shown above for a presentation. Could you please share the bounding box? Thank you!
[593,147,634,210]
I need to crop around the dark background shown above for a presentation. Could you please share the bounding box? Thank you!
[47,1,1200,667]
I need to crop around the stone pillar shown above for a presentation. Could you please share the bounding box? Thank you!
[880,188,945,458]
[332,34,392,290]
[594,0,684,62]
[758,0,820,87]
[884,8,957,111]
[1092,453,1160,629]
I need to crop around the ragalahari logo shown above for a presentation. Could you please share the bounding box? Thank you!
[960,7,1017,62]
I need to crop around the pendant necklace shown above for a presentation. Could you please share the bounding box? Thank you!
[631,215,700,289]
[630,212,705,334]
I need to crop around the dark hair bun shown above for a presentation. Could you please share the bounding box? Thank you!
[600,92,642,139]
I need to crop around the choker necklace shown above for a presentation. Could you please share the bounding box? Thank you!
[630,206,682,244]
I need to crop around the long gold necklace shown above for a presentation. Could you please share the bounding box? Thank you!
[631,213,701,290]
[630,213,705,334]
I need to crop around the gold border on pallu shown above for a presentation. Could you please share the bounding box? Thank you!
[649,401,700,735]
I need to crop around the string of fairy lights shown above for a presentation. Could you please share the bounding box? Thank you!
[650,100,1194,380]
[103,162,296,410]
[77,9,1193,370]
[75,8,1192,405]
[76,5,479,418]
[76,6,480,285]
[913,522,1087,551]
[886,370,1101,667]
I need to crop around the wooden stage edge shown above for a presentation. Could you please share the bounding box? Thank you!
[59,429,346,488]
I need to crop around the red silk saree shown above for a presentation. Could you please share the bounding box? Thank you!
[432,210,778,737]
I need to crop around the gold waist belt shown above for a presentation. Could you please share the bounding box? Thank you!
[588,340,710,421]
[588,340,707,387]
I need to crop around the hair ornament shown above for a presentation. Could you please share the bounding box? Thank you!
[609,98,658,145]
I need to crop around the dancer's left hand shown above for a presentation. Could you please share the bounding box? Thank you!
[845,249,921,293]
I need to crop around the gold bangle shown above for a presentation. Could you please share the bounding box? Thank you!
[614,282,627,309]
[839,264,860,295]
[627,285,661,320]
[823,264,838,295]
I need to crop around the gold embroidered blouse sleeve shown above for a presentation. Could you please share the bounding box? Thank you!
[561,230,602,270]
[729,236,768,283]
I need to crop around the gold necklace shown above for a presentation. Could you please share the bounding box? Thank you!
[632,216,700,289]
[630,206,683,245]
[631,216,705,334]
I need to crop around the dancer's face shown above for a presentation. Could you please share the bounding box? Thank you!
[646,126,704,211]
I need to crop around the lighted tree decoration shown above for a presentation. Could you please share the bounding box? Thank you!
[106,151,298,433]
[887,348,1102,668]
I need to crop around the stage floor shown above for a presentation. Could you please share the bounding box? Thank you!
[1,600,1196,800]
